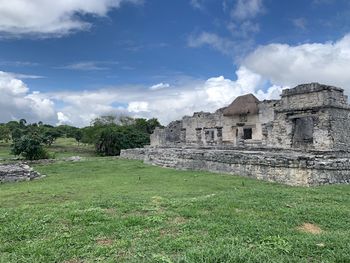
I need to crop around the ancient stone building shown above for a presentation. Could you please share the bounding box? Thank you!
[122,83,350,186]
[151,83,350,151]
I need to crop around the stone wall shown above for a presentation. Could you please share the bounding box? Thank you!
[119,148,147,160]
[121,147,350,187]
[0,163,42,183]
[329,108,350,151]
[280,83,348,110]
[266,83,350,151]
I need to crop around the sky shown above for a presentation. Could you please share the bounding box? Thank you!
[1,0,350,126]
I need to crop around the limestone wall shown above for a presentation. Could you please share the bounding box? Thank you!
[120,147,350,187]
[181,108,273,146]
[280,83,348,110]
[329,108,350,151]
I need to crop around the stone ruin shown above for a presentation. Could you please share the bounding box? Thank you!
[121,83,350,186]
[0,163,42,183]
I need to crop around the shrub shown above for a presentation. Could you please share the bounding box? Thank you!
[95,126,149,156]
[95,127,126,156]
[11,134,49,160]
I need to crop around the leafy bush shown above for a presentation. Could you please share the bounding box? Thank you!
[95,126,150,156]
[11,134,49,160]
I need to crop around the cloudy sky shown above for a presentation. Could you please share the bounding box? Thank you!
[1,0,350,126]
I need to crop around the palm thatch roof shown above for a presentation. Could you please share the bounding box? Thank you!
[223,94,260,116]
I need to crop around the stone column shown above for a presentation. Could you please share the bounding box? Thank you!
[237,127,244,147]
[216,126,223,145]
[195,128,203,145]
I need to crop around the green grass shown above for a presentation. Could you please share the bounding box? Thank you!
[0,138,95,161]
[1,158,349,262]
[0,142,14,160]
[47,138,95,158]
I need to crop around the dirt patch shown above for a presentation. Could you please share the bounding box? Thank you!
[170,216,188,225]
[297,223,323,234]
[63,259,84,263]
[104,208,117,215]
[96,238,114,246]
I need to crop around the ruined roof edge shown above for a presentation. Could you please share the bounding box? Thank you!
[282,82,344,97]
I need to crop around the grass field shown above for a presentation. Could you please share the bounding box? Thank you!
[0,142,14,160]
[1,155,350,263]
[0,138,95,162]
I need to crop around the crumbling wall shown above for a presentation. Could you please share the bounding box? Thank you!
[150,121,183,146]
[328,108,350,151]
[150,127,166,146]
[182,112,223,144]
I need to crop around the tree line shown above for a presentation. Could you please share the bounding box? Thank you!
[0,116,162,160]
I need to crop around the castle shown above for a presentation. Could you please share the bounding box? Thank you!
[122,83,350,186]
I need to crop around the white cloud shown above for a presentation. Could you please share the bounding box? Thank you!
[58,61,119,71]
[149,82,170,91]
[188,32,237,56]
[59,62,107,71]
[0,0,141,38]
[189,0,264,58]
[0,68,282,127]
[128,101,149,112]
[292,18,307,30]
[243,33,350,89]
[3,33,350,127]
[57,112,71,126]
[190,0,203,10]
[0,71,56,123]
[45,66,281,126]
[231,0,264,20]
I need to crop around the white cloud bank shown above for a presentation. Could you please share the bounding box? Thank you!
[0,71,56,123]
[243,34,350,89]
[24,66,282,126]
[0,0,141,37]
[2,34,350,126]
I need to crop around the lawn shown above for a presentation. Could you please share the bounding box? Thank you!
[0,157,349,263]
[0,142,14,160]
[0,138,95,162]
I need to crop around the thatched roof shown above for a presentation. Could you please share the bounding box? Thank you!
[223,94,260,116]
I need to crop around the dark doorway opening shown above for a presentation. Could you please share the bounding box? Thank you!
[243,128,252,140]
[292,117,314,148]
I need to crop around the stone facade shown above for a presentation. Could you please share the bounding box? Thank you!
[151,83,350,151]
[121,83,350,186]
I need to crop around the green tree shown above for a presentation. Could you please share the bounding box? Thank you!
[95,126,150,156]
[11,134,49,160]
[0,125,11,142]
[6,121,21,132]
[42,129,61,146]
[19,118,27,128]
[74,130,83,144]
[11,128,23,140]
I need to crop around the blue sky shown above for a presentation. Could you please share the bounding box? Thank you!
[1,0,350,126]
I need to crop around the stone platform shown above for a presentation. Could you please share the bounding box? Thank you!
[121,147,350,186]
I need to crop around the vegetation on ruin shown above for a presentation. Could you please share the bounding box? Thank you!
[0,144,349,262]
